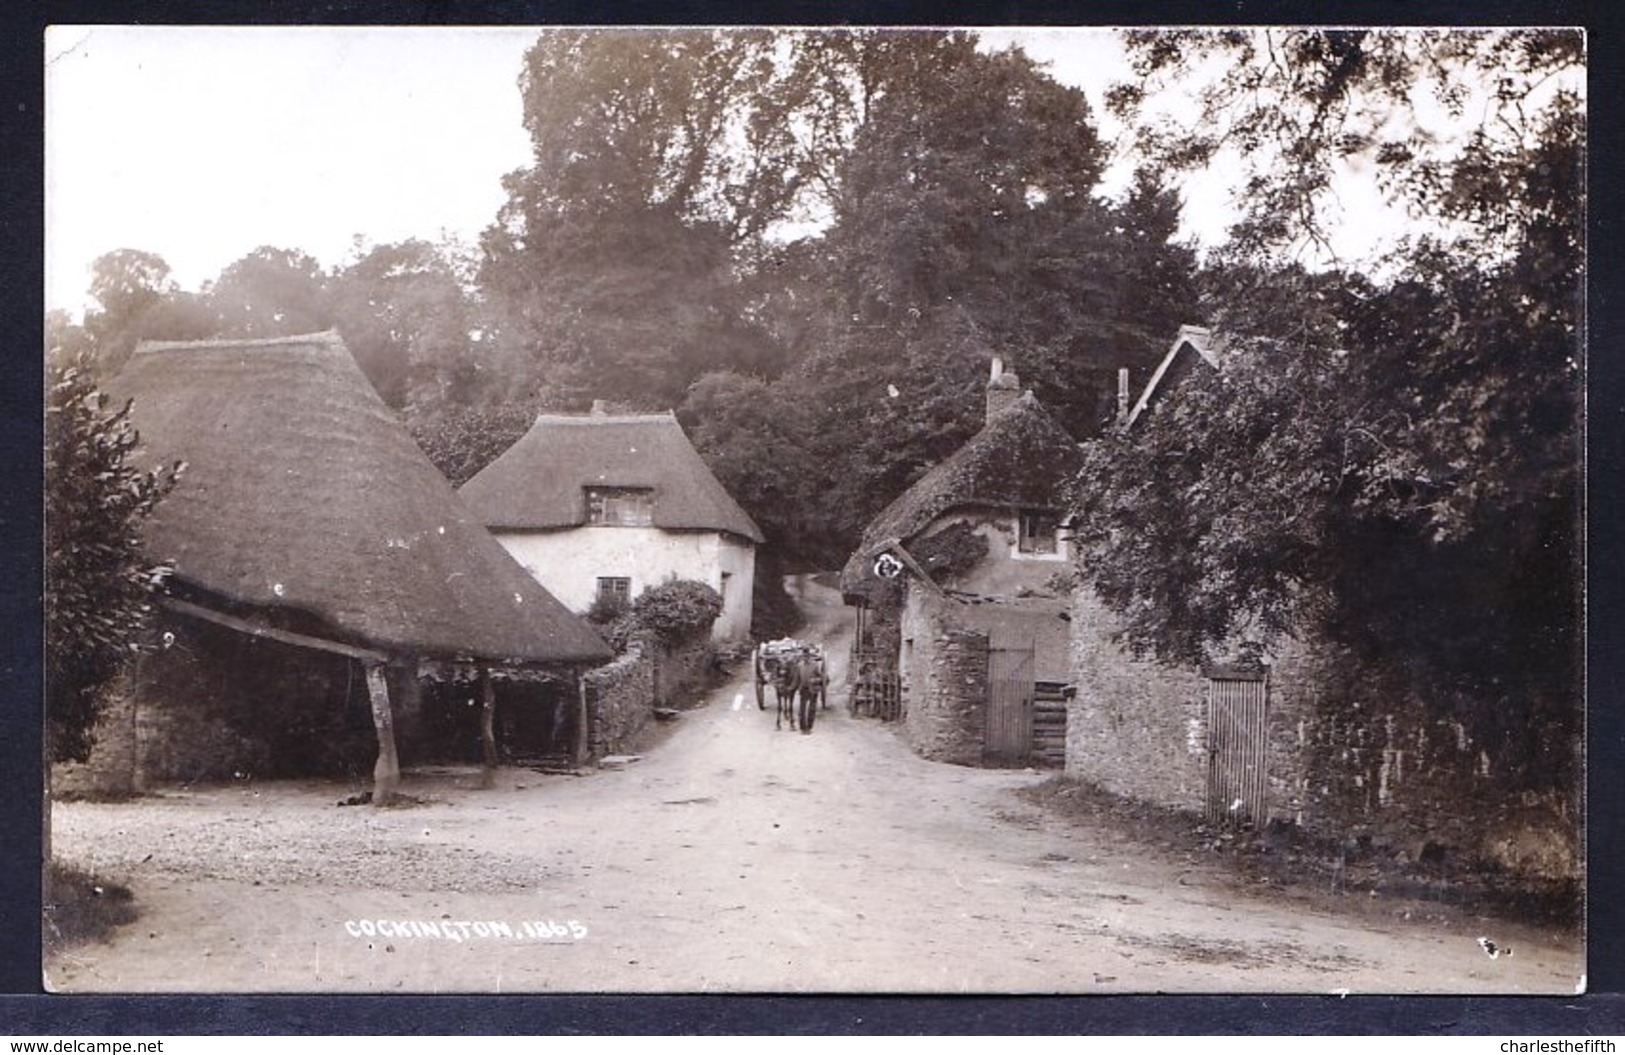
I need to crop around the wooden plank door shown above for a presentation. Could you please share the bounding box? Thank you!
[1205,672,1269,826]
[985,643,1035,766]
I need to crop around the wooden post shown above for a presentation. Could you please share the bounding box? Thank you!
[574,671,590,765]
[366,661,400,806]
[478,666,498,789]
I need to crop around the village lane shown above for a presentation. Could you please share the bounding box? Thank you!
[47,580,1582,995]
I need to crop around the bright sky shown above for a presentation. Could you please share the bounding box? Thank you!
[45,25,537,316]
[44,26,1415,319]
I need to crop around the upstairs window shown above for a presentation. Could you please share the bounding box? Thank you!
[1018,510,1059,555]
[586,486,654,527]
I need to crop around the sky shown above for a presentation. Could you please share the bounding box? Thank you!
[44,25,1418,320]
[45,26,538,316]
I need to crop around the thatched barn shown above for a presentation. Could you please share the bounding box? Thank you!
[96,332,611,802]
[840,359,1084,768]
[459,408,764,641]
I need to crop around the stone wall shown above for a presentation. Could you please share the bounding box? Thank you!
[52,670,142,798]
[1066,586,1581,880]
[1065,586,1210,812]
[900,591,990,765]
[582,629,717,759]
[584,640,656,758]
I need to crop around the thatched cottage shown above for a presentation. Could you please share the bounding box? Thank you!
[459,408,764,642]
[840,360,1084,767]
[87,332,612,802]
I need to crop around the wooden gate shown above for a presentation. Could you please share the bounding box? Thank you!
[1205,667,1269,827]
[984,642,1035,766]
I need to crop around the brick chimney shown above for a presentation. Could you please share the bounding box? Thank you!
[986,356,1022,422]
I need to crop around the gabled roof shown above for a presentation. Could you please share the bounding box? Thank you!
[110,332,612,666]
[1126,324,1221,426]
[458,411,765,544]
[840,391,1084,599]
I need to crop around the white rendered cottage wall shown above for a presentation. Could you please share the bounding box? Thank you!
[494,527,755,642]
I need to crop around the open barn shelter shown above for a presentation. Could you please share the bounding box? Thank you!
[80,332,611,801]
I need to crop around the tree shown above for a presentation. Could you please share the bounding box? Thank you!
[328,239,486,410]
[755,36,1195,549]
[1072,28,1583,790]
[405,403,535,488]
[44,350,182,762]
[480,29,811,411]
[79,249,213,376]
[204,246,334,340]
[679,370,843,565]
[478,29,1200,562]
[1111,28,1584,270]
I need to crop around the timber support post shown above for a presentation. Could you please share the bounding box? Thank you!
[574,672,590,765]
[478,665,498,789]
[366,661,400,806]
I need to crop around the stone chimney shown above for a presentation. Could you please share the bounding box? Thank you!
[986,357,1022,422]
[1117,367,1132,422]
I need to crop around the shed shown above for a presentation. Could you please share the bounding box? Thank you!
[107,332,611,800]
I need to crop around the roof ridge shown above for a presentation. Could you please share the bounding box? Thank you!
[133,331,344,355]
[532,410,679,426]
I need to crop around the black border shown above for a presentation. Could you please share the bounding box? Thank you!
[6,0,1622,1036]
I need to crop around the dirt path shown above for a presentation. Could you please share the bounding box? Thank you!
[46,580,1582,994]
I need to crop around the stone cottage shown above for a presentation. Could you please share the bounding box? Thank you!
[840,359,1084,768]
[459,408,764,643]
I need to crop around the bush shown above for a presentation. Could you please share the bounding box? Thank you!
[45,351,181,762]
[585,591,631,627]
[630,579,723,644]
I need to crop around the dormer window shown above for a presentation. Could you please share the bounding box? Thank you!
[586,486,654,527]
[1018,510,1060,555]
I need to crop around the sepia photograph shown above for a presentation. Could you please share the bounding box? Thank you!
[41,24,1585,996]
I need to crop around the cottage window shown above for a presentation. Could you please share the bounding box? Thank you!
[1018,510,1059,555]
[586,486,654,527]
[597,576,631,605]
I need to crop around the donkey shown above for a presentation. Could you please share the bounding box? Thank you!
[772,659,804,732]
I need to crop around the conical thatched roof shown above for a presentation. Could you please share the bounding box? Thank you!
[459,411,765,544]
[840,391,1083,601]
[110,332,611,665]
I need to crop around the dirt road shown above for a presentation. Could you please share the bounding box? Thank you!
[46,581,1582,994]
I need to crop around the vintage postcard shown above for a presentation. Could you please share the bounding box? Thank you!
[42,25,1585,995]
